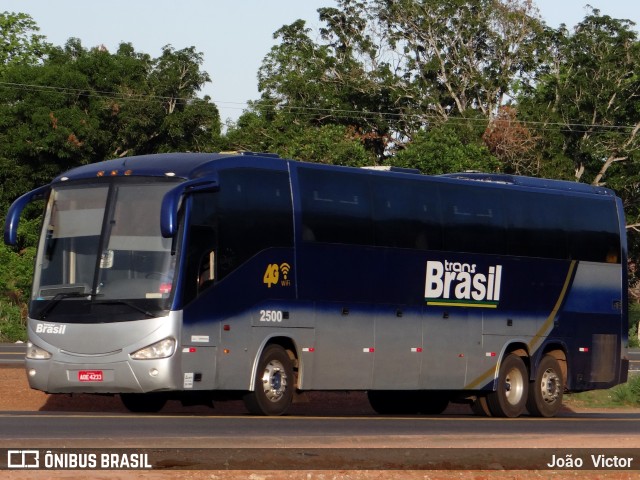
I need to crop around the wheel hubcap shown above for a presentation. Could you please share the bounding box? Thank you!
[504,367,525,406]
[540,368,560,404]
[261,359,288,403]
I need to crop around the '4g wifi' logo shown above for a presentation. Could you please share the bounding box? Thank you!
[263,263,292,288]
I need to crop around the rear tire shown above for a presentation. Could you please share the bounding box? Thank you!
[243,345,294,416]
[526,354,564,417]
[121,393,167,413]
[487,354,528,418]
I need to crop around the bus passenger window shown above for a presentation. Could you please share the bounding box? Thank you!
[566,197,621,263]
[299,168,373,246]
[371,177,440,250]
[440,184,505,255]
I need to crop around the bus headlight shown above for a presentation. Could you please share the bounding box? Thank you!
[26,342,52,360]
[130,338,176,360]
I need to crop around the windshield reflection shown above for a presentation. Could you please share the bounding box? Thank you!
[31,179,179,319]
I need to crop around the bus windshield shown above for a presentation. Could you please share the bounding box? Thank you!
[31,179,179,320]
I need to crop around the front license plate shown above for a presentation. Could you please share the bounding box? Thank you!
[78,370,104,382]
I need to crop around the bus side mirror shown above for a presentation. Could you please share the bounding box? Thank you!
[160,177,219,238]
[4,185,50,246]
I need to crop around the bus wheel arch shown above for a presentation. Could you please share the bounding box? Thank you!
[243,337,298,416]
[266,336,300,380]
[543,348,567,386]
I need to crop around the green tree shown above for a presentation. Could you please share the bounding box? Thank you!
[149,45,222,152]
[516,8,640,276]
[226,100,374,166]
[372,0,546,120]
[394,117,499,174]
[246,0,549,167]
[255,16,393,162]
[0,38,221,204]
[0,34,221,339]
[0,11,50,66]
[518,9,640,187]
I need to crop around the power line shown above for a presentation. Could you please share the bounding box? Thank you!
[0,80,638,134]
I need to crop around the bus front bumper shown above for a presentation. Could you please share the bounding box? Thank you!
[25,357,182,394]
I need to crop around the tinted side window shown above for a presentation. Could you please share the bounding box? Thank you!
[440,184,505,254]
[567,196,620,263]
[506,191,620,262]
[218,169,293,273]
[507,191,568,259]
[299,168,373,245]
[371,177,442,250]
[182,169,293,305]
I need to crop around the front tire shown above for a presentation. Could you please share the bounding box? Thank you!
[487,354,529,418]
[243,345,294,416]
[526,354,564,417]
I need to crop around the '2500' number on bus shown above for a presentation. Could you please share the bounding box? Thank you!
[260,310,283,322]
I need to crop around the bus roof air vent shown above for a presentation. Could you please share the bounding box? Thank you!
[361,166,421,175]
[440,172,515,184]
[219,151,281,158]
[441,171,612,195]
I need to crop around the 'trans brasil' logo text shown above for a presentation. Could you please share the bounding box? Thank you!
[425,260,503,308]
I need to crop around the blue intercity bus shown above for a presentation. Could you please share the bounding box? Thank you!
[4,152,628,417]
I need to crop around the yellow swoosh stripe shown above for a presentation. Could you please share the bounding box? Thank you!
[464,260,577,390]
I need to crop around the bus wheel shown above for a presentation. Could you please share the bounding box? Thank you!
[526,354,564,417]
[487,354,528,418]
[120,393,167,413]
[244,345,294,416]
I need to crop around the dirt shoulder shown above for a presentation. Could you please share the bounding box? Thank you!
[0,364,378,415]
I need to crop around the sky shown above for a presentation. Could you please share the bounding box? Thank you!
[3,1,640,124]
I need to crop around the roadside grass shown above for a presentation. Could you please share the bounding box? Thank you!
[0,300,27,343]
[564,373,640,409]
[629,303,640,349]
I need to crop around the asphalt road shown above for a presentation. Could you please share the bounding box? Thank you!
[0,343,26,364]
[0,406,638,475]
[0,409,639,446]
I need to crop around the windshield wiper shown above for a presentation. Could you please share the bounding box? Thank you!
[92,300,158,318]
[38,292,98,320]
